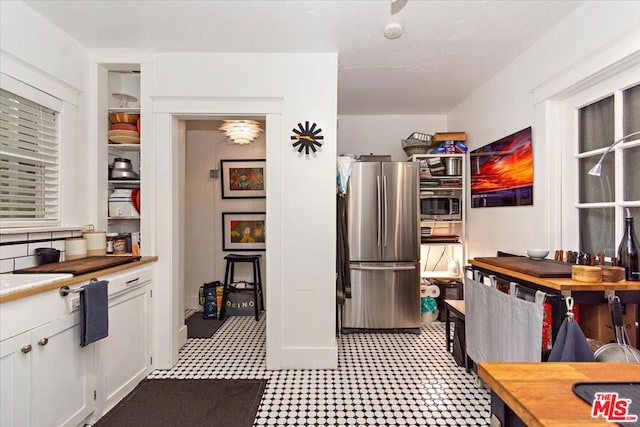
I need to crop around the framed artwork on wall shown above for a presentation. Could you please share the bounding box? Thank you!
[220,159,266,199]
[222,212,266,251]
[470,127,534,208]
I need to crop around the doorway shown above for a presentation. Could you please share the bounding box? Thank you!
[152,99,283,370]
[182,118,267,315]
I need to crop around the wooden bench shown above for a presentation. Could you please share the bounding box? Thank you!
[444,299,472,372]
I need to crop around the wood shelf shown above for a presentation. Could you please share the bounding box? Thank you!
[108,143,140,152]
[108,107,140,113]
[108,180,140,187]
[421,271,462,279]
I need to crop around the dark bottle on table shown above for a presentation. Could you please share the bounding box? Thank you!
[617,209,640,281]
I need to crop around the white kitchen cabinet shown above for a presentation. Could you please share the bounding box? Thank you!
[0,331,31,427]
[96,282,151,415]
[0,264,154,427]
[30,315,95,427]
[0,314,95,427]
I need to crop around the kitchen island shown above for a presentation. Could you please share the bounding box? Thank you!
[478,362,640,427]
[468,257,640,349]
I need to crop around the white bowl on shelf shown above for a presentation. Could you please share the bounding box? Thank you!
[526,249,549,260]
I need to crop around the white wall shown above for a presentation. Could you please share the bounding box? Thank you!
[152,52,338,369]
[337,115,447,161]
[184,121,267,309]
[447,1,640,259]
[0,1,90,230]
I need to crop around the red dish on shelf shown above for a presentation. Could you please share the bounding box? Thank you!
[111,123,137,131]
[131,188,141,214]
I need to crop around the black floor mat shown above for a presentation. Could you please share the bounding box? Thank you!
[95,379,267,427]
[186,312,226,338]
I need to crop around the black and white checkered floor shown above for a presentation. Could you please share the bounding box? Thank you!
[148,315,490,426]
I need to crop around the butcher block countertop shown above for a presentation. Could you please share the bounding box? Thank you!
[0,256,158,303]
[478,362,640,427]
[469,258,640,291]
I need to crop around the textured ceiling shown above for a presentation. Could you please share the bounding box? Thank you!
[24,0,581,115]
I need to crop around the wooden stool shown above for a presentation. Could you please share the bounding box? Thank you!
[220,254,264,321]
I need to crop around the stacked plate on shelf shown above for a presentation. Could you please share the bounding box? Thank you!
[108,129,140,144]
[109,108,140,144]
[421,227,432,240]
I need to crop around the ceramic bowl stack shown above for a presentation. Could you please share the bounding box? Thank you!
[108,111,140,144]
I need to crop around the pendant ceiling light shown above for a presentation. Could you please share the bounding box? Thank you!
[220,120,263,145]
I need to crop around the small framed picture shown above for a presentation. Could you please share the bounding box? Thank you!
[222,212,266,251]
[220,159,266,199]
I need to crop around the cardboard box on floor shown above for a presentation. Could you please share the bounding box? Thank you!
[579,303,637,347]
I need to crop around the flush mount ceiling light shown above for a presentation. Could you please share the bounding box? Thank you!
[219,120,263,145]
[588,130,640,176]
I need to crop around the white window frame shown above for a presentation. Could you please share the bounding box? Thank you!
[0,73,63,228]
[559,66,640,255]
[531,26,640,255]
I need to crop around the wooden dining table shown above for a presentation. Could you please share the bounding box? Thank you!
[478,362,640,426]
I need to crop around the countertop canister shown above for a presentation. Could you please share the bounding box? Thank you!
[83,231,107,256]
[65,237,88,260]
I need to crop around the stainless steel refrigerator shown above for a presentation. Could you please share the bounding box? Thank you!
[342,161,421,331]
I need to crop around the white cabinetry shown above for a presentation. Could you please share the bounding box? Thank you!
[411,154,467,279]
[97,281,151,415]
[30,315,95,427]
[0,332,30,427]
[0,265,153,427]
[0,315,94,427]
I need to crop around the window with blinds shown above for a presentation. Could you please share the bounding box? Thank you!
[0,89,60,227]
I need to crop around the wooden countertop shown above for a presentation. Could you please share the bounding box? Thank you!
[0,256,158,303]
[469,259,640,292]
[479,362,640,427]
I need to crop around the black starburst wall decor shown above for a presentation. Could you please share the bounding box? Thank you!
[291,121,323,155]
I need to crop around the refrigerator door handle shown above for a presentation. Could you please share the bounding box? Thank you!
[382,175,388,248]
[376,175,381,248]
[350,265,416,271]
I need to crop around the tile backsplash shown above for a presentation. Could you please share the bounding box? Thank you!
[0,230,84,273]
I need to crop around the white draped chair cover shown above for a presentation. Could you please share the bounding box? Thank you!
[465,272,545,363]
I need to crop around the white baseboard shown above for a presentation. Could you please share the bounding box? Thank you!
[274,345,338,370]
[178,324,188,349]
[185,295,200,311]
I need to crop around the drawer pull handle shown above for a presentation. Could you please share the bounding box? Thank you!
[21,345,32,354]
[126,278,140,286]
[38,338,49,346]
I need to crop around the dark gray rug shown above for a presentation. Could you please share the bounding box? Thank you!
[186,312,226,338]
[95,379,267,427]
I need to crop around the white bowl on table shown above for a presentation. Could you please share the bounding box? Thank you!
[526,249,549,260]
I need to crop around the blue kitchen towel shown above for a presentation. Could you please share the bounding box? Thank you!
[80,280,109,347]
[548,317,595,362]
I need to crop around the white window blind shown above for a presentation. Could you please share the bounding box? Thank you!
[0,89,60,226]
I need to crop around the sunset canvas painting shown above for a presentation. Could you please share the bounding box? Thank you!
[470,127,533,208]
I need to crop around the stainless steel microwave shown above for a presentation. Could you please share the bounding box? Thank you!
[420,195,462,221]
